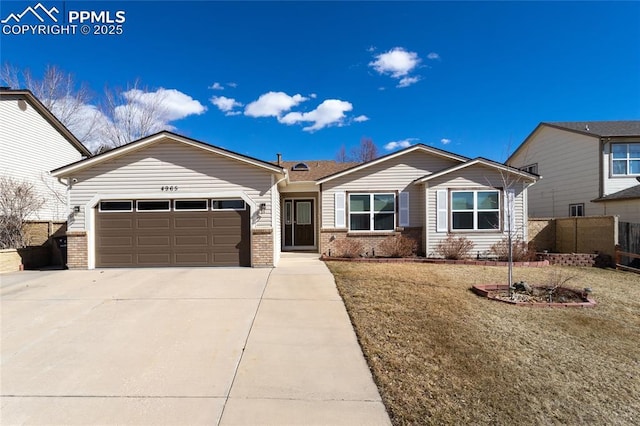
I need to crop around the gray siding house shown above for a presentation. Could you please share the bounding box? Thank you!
[51,132,537,269]
[507,121,640,222]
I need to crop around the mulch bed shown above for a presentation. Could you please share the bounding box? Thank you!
[321,255,549,267]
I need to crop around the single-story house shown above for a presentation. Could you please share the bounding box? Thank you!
[51,131,538,269]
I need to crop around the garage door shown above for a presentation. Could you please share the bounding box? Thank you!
[95,199,251,267]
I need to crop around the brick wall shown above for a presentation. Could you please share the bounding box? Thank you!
[252,228,273,267]
[66,231,87,269]
[320,227,423,257]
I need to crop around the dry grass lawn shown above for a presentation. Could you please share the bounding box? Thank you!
[326,262,640,425]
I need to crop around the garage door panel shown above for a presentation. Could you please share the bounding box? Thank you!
[210,227,243,236]
[213,235,242,245]
[137,218,171,229]
[212,217,242,227]
[99,218,134,230]
[100,254,134,266]
[100,236,133,247]
[137,235,171,247]
[174,253,209,264]
[137,253,172,265]
[175,235,209,246]
[174,217,208,228]
[96,204,250,267]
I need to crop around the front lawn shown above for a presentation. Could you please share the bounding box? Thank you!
[326,262,640,425]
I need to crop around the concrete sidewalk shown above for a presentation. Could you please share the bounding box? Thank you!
[220,253,391,425]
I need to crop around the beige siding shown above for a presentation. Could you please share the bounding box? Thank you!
[0,96,85,221]
[601,199,640,223]
[425,165,529,256]
[65,139,275,231]
[508,126,604,217]
[321,151,460,228]
[602,140,640,195]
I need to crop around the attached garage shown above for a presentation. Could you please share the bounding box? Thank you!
[50,132,285,269]
[95,199,250,267]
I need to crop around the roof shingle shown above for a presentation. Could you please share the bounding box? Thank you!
[593,184,640,202]
[546,121,640,137]
[278,160,361,182]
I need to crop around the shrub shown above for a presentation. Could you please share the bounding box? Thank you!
[332,238,364,258]
[434,235,475,260]
[490,238,536,262]
[378,235,417,258]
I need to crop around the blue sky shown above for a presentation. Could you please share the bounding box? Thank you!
[2,0,639,162]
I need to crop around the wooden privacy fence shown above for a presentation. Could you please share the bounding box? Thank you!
[528,216,618,257]
[617,221,640,271]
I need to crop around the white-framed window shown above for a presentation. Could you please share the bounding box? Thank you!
[212,199,246,210]
[98,200,133,212]
[174,199,208,211]
[136,200,171,212]
[612,143,640,176]
[451,190,500,231]
[569,203,584,217]
[520,163,538,175]
[348,193,395,231]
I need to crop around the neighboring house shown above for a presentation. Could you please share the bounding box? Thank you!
[507,121,640,222]
[0,88,92,222]
[51,131,537,269]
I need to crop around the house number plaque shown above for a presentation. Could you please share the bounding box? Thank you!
[160,185,178,191]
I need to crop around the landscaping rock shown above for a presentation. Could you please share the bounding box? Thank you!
[514,281,532,293]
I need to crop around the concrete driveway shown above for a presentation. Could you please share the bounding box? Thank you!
[1,254,390,425]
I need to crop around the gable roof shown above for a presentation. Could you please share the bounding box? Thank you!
[507,120,640,164]
[316,144,469,184]
[51,131,286,177]
[279,160,360,182]
[417,157,539,183]
[592,184,640,202]
[0,88,92,157]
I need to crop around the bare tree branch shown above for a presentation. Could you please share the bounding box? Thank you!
[0,176,45,249]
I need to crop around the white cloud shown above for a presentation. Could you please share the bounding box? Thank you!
[397,76,420,88]
[427,52,440,60]
[244,91,308,118]
[367,45,376,52]
[441,138,451,145]
[210,96,243,115]
[227,82,237,88]
[208,82,224,90]
[122,88,207,121]
[353,115,369,122]
[384,138,418,151]
[369,47,420,78]
[378,86,385,91]
[279,99,353,132]
[309,93,317,99]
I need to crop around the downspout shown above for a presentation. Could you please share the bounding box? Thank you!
[272,171,288,266]
[57,177,72,221]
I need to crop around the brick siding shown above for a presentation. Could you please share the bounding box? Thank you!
[252,228,274,267]
[66,231,88,269]
[320,227,423,257]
